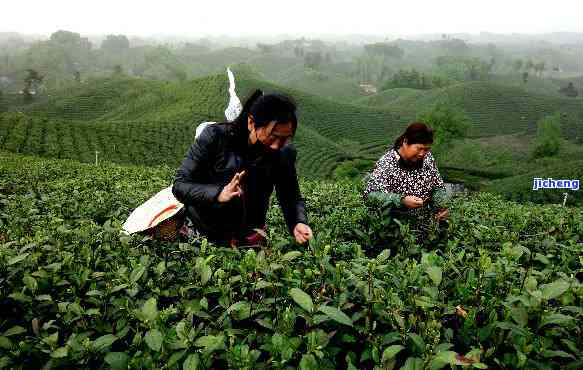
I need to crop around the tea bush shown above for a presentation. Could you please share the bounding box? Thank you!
[0,152,582,369]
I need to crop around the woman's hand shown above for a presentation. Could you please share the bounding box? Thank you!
[435,208,449,221]
[218,171,245,203]
[293,223,313,244]
[402,195,424,209]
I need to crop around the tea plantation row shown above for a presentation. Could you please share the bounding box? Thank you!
[0,152,582,369]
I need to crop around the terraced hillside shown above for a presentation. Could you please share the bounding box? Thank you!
[483,159,583,205]
[353,88,427,108]
[0,73,405,178]
[489,75,567,97]
[176,49,365,103]
[371,82,583,139]
[257,64,362,103]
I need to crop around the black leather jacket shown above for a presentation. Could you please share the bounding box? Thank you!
[172,123,308,243]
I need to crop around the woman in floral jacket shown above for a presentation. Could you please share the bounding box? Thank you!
[364,122,449,225]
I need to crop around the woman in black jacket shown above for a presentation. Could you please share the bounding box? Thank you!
[172,90,313,247]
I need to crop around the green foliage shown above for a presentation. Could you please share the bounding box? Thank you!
[435,56,493,82]
[531,113,562,158]
[304,52,323,69]
[273,65,362,102]
[484,159,583,205]
[374,81,583,140]
[0,152,581,369]
[0,74,405,178]
[49,30,92,49]
[382,69,450,90]
[364,43,404,59]
[101,35,130,52]
[558,82,579,98]
[417,102,472,146]
[332,159,374,180]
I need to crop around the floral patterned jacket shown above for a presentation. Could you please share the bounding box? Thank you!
[363,147,448,218]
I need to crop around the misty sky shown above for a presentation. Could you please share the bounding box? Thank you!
[3,0,582,37]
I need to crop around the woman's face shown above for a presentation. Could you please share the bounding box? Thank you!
[248,117,294,151]
[400,140,431,162]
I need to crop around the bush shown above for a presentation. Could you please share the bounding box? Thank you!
[382,69,450,90]
[1,153,582,369]
[531,113,562,158]
[417,102,472,147]
[332,159,374,180]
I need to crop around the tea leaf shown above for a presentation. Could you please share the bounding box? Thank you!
[426,266,443,286]
[183,353,200,370]
[195,335,225,353]
[141,297,158,322]
[319,305,352,326]
[227,301,251,320]
[130,264,146,283]
[539,313,574,328]
[281,251,302,262]
[401,357,424,370]
[51,346,68,358]
[289,288,314,312]
[382,345,404,362]
[429,351,457,370]
[104,352,129,370]
[3,326,26,337]
[145,329,163,352]
[93,334,118,352]
[7,253,29,265]
[540,280,569,300]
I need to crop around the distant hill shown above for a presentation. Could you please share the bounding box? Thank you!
[353,88,426,107]
[483,159,583,205]
[359,81,583,139]
[0,73,404,178]
[179,50,364,103]
[271,66,362,103]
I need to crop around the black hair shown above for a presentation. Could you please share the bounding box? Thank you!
[394,122,434,148]
[229,89,298,142]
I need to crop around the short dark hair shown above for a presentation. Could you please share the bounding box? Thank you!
[394,122,434,148]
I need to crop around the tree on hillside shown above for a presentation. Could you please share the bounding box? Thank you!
[143,46,188,81]
[534,61,546,77]
[101,35,130,52]
[22,68,43,101]
[558,82,579,98]
[364,43,404,59]
[417,102,472,147]
[257,43,274,53]
[525,60,535,73]
[304,52,322,69]
[294,46,300,57]
[383,69,449,90]
[436,56,492,82]
[512,59,524,73]
[181,42,211,55]
[21,30,92,89]
[576,113,583,144]
[438,38,469,55]
[50,30,92,50]
[522,71,529,84]
[531,113,562,158]
[113,64,123,76]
